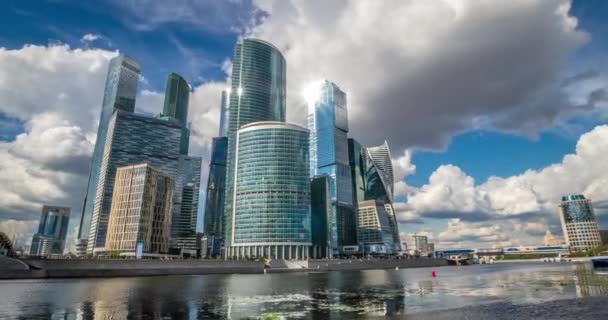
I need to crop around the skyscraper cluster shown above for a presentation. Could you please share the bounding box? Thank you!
[77,55,201,257]
[203,39,401,259]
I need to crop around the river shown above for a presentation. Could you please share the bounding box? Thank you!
[1,262,608,319]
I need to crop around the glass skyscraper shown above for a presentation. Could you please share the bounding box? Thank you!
[203,136,228,256]
[161,73,191,155]
[310,175,332,258]
[307,80,356,255]
[171,156,202,256]
[79,55,140,242]
[223,39,287,254]
[87,111,184,253]
[349,139,401,254]
[559,194,602,252]
[30,206,70,256]
[226,122,311,259]
[218,89,230,137]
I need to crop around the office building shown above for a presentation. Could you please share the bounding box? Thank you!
[226,122,311,259]
[203,136,228,256]
[307,80,356,255]
[559,194,602,252]
[170,156,202,256]
[87,111,183,254]
[218,89,230,137]
[357,200,400,254]
[223,39,287,252]
[105,164,174,256]
[30,206,70,256]
[159,73,191,155]
[600,230,608,245]
[349,139,401,254]
[79,55,140,244]
[310,175,332,258]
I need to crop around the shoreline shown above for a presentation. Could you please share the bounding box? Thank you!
[0,257,448,280]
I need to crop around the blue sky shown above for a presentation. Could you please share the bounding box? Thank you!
[0,0,607,249]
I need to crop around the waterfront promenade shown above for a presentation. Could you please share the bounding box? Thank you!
[0,256,447,279]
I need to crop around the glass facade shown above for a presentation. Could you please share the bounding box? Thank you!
[218,89,230,137]
[224,39,287,251]
[171,156,202,254]
[366,141,394,201]
[226,122,311,259]
[310,175,332,258]
[163,73,190,127]
[203,137,228,256]
[79,55,140,241]
[307,80,355,255]
[559,194,602,252]
[87,111,184,253]
[30,206,70,256]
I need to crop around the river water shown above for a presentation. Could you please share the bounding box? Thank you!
[1,262,608,319]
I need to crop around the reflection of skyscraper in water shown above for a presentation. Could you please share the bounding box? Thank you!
[573,263,608,297]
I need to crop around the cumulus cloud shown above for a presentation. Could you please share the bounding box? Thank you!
[80,33,101,43]
[403,125,608,247]
[247,0,597,151]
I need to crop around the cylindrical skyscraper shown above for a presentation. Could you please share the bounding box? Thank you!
[223,39,287,254]
[559,194,602,252]
[226,122,311,260]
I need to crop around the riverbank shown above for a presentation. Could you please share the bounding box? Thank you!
[0,256,447,279]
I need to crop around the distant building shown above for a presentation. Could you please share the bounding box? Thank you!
[30,206,70,256]
[225,122,311,260]
[559,194,602,252]
[414,235,429,253]
[170,156,202,257]
[543,230,564,246]
[599,230,608,245]
[218,89,230,137]
[159,72,191,155]
[105,164,174,256]
[79,55,140,243]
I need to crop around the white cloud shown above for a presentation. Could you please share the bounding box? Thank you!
[0,219,38,250]
[247,0,597,152]
[80,33,101,43]
[402,125,608,247]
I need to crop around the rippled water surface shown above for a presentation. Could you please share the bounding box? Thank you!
[1,262,608,319]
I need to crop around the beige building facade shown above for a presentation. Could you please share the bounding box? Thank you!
[105,163,174,256]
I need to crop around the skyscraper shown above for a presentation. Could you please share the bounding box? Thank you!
[203,136,227,256]
[160,73,191,155]
[87,111,183,254]
[349,139,401,254]
[79,55,140,243]
[105,163,174,256]
[30,206,70,256]
[559,194,602,252]
[226,122,311,259]
[218,89,230,137]
[223,39,287,253]
[307,80,355,255]
[310,175,332,258]
[170,156,202,256]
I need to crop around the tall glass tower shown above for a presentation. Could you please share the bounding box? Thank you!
[163,73,190,126]
[223,39,287,254]
[30,206,70,256]
[227,122,311,259]
[307,80,355,255]
[78,55,140,242]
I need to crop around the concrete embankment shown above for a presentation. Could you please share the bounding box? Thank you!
[0,257,448,279]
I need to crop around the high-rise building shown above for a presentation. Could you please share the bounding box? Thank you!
[79,55,140,243]
[223,39,287,253]
[171,156,202,256]
[218,89,230,137]
[559,194,602,252]
[349,139,401,254]
[357,200,400,254]
[310,175,332,258]
[307,80,356,255]
[30,206,70,256]
[160,73,191,155]
[87,111,183,254]
[105,163,174,256]
[226,122,311,259]
[203,136,228,256]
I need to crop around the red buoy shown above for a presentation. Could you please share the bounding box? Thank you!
[431,270,437,277]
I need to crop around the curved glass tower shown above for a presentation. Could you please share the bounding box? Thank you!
[223,39,287,255]
[226,122,311,259]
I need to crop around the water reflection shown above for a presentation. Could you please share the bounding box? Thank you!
[2,263,608,319]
